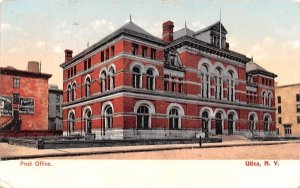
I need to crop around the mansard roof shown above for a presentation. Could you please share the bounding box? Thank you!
[60,20,164,68]
[173,26,194,40]
[246,61,277,78]
[194,21,228,35]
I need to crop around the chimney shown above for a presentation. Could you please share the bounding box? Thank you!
[225,42,230,50]
[64,49,73,62]
[27,61,40,73]
[162,21,174,43]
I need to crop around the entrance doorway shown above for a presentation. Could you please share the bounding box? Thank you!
[215,112,223,135]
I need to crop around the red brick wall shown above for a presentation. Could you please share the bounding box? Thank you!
[0,73,49,130]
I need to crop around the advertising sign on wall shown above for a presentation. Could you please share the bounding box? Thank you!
[19,97,35,114]
[0,96,12,116]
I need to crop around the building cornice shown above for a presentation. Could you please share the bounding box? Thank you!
[0,67,52,79]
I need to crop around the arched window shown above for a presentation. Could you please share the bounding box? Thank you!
[200,65,210,98]
[71,83,76,101]
[214,68,223,100]
[268,93,272,106]
[228,71,235,102]
[201,111,209,136]
[249,114,256,130]
[137,105,149,129]
[100,71,107,92]
[146,69,154,90]
[264,116,270,131]
[262,91,267,105]
[169,108,180,129]
[228,113,234,135]
[67,85,72,102]
[104,106,113,129]
[133,67,141,88]
[68,111,75,133]
[84,109,92,133]
[215,112,223,135]
[108,67,115,90]
[85,77,91,97]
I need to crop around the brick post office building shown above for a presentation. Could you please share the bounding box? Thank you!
[60,19,277,139]
[0,62,52,131]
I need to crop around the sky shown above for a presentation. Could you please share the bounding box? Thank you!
[0,0,299,89]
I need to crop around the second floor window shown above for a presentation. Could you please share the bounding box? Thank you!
[85,77,91,97]
[132,67,141,88]
[278,106,281,114]
[150,48,156,60]
[132,44,138,55]
[13,78,20,88]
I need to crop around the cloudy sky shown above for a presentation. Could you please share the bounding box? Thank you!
[1,0,299,88]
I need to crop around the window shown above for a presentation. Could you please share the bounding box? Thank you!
[13,77,20,88]
[70,68,73,77]
[178,78,183,93]
[142,46,147,58]
[84,60,87,71]
[278,117,282,124]
[56,95,60,103]
[146,69,154,90]
[296,94,300,102]
[171,77,176,92]
[68,112,75,133]
[13,93,19,104]
[132,43,138,55]
[150,48,156,60]
[228,71,235,102]
[111,46,115,57]
[85,77,91,97]
[84,109,92,133]
[277,96,281,104]
[100,71,107,92]
[105,49,109,60]
[101,51,105,62]
[74,66,76,75]
[56,106,60,114]
[67,85,71,102]
[169,108,179,129]
[67,69,70,78]
[214,68,222,100]
[137,105,149,129]
[104,106,113,129]
[264,116,270,131]
[200,65,210,98]
[297,116,300,124]
[164,75,169,91]
[297,104,300,113]
[249,115,256,130]
[132,67,141,88]
[88,58,91,69]
[71,83,76,101]
[284,125,291,135]
[201,111,209,133]
[108,67,115,90]
[278,106,281,114]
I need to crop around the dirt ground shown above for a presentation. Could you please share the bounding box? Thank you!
[51,143,300,160]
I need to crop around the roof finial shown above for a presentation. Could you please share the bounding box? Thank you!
[130,14,132,22]
[185,21,187,28]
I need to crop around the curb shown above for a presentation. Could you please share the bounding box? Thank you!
[1,141,299,161]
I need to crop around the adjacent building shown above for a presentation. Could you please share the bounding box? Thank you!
[48,84,63,130]
[60,19,277,139]
[275,83,300,136]
[0,61,52,131]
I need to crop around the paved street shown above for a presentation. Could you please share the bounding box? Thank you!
[1,140,299,160]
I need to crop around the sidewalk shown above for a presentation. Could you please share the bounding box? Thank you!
[1,140,299,160]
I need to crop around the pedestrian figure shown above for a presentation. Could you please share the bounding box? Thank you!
[199,135,202,147]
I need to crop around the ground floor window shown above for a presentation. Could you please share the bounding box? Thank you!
[284,125,291,135]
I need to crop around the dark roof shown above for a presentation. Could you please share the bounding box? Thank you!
[246,61,277,78]
[194,21,228,35]
[173,26,194,40]
[60,20,165,68]
[0,67,52,79]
